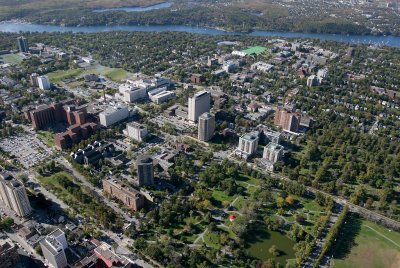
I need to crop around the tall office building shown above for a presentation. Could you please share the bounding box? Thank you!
[0,172,32,217]
[37,75,51,90]
[17,36,28,53]
[188,90,211,122]
[40,229,68,268]
[137,156,154,187]
[198,112,215,141]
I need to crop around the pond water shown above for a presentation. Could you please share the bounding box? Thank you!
[246,224,296,265]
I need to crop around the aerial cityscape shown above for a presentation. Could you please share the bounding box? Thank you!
[0,1,400,268]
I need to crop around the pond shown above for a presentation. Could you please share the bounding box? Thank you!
[246,224,296,265]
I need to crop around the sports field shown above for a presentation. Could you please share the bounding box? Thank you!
[332,215,400,268]
[242,46,267,55]
[0,54,24,65]
[46,63,129,84]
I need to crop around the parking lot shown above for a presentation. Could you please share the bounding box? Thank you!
[151,115,195,132]
[0,133,53,168]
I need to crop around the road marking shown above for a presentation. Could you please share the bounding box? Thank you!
[364,225,400,249]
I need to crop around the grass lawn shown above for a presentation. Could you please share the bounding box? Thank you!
[48,69,83,84]
[301,199,323,212]
[237,173,259,186]
[184,215,201,225]
[37,130,55,147]
[104,68,128,81]
[38,171,80,205]
[232,196,245,210]
[241,46,267,55]
[332,215,400,268]
[203,229,222,249]
[82,64,130,81]
[174,221,206,244]
[1,54,24,65]
[47,64,130,85]
[212,189,235,206]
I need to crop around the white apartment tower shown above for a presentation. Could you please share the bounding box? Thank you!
[235,132,259,159]
[263,142,284,163]
[37,75,51,90]
[0,173,32,217]
[40,229,68,268]
[188,90,211,122]
[198,112,215,141]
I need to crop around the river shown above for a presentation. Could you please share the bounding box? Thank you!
[1,21,400,47]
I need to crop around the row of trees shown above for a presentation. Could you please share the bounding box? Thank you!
[314,206,349,266]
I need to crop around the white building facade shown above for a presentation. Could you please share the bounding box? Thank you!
[125,122,148,142]
[263,142,284,163]
[235,132,259,159]
[99,104,129,127]
[188,90,211,122]
[38,75,51,90]
[40,229,68,268]
[118,84,147,103]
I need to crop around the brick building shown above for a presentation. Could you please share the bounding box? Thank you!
[190,74,205,84]
[55,123,98,150]
[75,242,132,268]
[102,179,144,211]
[25,100,77,129]
[274,106,301,132]
[25,100,98,149]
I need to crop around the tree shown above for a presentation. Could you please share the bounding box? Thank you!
[145,244,164,261]
[0,217,12,231]
[35,245,43,256]
[268,245,280,257]
[276,197,285,208]
[285,196,295,206]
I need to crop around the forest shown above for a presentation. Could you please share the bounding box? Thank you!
[0,0,382,35]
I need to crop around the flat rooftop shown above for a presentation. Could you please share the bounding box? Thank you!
[242,132,259,141]
[266,142,284,150]
[193,90,209,98]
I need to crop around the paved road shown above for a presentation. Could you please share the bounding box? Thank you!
[7,232,46,265]
[221,151,400,266]
[56,156,135,223]
[192,227,208,246]
[224,152,400,230]
[303,205,342,268]
[56,157,156,267]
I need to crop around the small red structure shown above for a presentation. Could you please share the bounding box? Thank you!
[229,214,236,222]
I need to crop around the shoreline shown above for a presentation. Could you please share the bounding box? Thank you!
[0,19,392,38]
[0,20,399,46]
